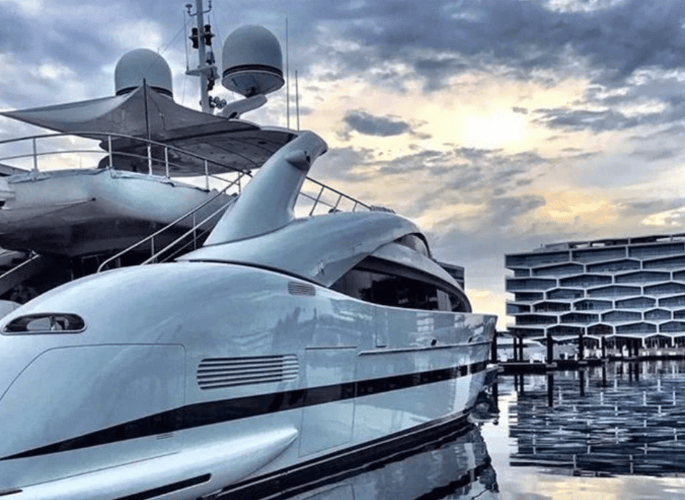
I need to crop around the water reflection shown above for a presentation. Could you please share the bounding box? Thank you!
[506,360,685,477]
[254,360,685,500]
[282,423,499,500]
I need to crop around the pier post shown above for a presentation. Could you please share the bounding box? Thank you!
[601,364,607,387]
[601,336,607,359]
[546,331,554,363]
[512,336,517,361]
[491,331,498,364]
[513,336,519,361]
[578,330,585,361]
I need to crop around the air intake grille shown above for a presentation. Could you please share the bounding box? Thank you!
[288,282,316,296]
[197,355,299,390]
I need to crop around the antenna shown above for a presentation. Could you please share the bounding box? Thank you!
[295,70,300,131]
[285,17,290,129]
[185,0,218,113]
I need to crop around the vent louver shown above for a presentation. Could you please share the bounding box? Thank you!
[288,282,316,296]
[197,355,299,390]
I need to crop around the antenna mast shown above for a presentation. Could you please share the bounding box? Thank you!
[285,17,290,129]
[185,0,218,113]
[295,70,300,131]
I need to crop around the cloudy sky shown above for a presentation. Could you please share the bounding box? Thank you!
[2,0,685,327]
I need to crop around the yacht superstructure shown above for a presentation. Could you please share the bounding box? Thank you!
[0,3,497,499]
[0,27,297,300]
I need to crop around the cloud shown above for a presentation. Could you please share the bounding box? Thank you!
[629,124,685,142]
[529,67,685,133]
[534,107,639,131]
[288,0,685,92]
[338,110,430,141]
[312,146,376,183]
[490,195,547,227]
[618,197,685,219]
[342,110,411,137]
[629,146,682,161]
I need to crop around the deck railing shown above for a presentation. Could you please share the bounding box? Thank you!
[0,131,371,270]
[298,177,370,216]
[96,180,239,272]
[0,131,252,193]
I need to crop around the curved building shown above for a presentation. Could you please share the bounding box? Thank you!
[505,234,685,357]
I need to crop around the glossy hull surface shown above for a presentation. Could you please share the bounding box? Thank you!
[0,262,496,499]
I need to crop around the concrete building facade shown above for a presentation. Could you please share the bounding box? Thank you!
[505,234,685,358]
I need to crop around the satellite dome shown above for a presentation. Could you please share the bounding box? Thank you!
[115,49,173,98]
[222,25,284,97]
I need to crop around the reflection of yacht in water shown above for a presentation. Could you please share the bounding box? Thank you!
[508,361,685,476]
[277,424,498,500]
[0,1,497,499]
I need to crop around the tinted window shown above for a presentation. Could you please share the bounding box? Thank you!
[331,269,466,312]
[3,313,85,334]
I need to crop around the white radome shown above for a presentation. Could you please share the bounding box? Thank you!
[222,25,284,96]
[114,48,173,97]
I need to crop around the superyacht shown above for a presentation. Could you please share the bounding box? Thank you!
[0,2,497,499]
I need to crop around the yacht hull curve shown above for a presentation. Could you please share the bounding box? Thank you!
[0,262,496,498]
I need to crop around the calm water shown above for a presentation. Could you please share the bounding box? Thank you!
[280,360,685,500]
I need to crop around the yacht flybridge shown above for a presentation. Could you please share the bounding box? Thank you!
[0,49,287,257]
[0,2,497,499]
[0,24,314,299]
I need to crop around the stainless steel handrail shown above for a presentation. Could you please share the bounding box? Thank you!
[0,131,257,174]
[0,252,41,282]
[1,131,372,272]
[96,178,240,273]
[0,131,369,213]
[299,178,370,214]
[141,197,236,265]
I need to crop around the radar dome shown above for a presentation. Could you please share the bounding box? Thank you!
[115,49,173,98]
[222,25,284,97]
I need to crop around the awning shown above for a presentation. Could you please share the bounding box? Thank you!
[0,86,297,176]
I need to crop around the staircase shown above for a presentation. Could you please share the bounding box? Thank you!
[0,251,46,299]
[97,187,238,272]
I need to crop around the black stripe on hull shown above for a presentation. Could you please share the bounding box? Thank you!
[114,474,210,500]
[2,361,489,461]
[218,413,477,499]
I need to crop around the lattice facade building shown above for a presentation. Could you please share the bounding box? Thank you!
[505,234,685,352]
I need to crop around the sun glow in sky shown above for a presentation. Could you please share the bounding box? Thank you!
[462,111,527,149]
[2,0,685,327]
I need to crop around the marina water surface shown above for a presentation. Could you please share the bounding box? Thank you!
[280,360,685,500]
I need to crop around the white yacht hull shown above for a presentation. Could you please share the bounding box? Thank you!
[0,262,496,499]
[0,169,231,256]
